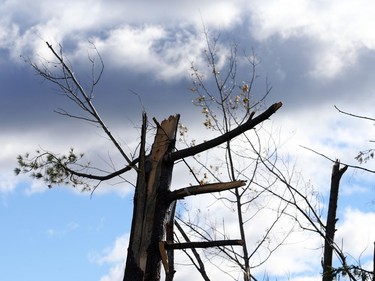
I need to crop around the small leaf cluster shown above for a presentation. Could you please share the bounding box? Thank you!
[178,122,188,138]
[15,148,89,189]
[178,122,197,148]
[355,149,374,164]
[189,41,257,134]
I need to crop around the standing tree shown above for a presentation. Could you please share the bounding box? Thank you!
[174,35,297,281]
[260,143,374,281]
[322,160,348,281]
[15,41,283,281]
[182,34,374,281]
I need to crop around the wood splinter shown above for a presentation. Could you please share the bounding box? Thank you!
[159,241,169,274]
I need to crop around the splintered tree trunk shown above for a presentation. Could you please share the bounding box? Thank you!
[124,114,180,281]
[322,160,347,281]
[123,103,283,281]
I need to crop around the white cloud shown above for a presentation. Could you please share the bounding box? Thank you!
[0,123,139,195]
[86,25,224,81]
[44,221,80,239]
[0,173,18,193]
[46,228,56,236]
[274,101,375,194]
[67,221,80,231]
[90,233,129,281]
[3,0,375,80]
[96,234,128,264]
[336,207,375,259]
[100,263,124,281]
[287,275,321,281]
[24,180,49,195]
[89,25,167,75]
[341,182,370,197]
[248,0,375,78]
[0,134,30,193]
[0,0,241,67]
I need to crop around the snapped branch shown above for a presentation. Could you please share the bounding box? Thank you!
[168,180,246,201]
[164,239,244,250]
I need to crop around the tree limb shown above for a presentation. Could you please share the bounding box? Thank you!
[168,180,246,201]
[164,239,244,250]
[169,102,282,162]
[334,105,375,122]
[44,42,133,165]
[51,103,282,182]
[300,145,375,174]
[175,220,210,281]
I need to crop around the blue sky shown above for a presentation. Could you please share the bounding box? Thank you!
[1,185,132,281]
[1,1,375,281]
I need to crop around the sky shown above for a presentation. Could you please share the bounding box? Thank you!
[1,0,375,281]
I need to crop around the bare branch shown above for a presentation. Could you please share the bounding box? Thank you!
[170,102,282,162]
[175,220,211,281]
[300,145,375,174]
[168,180,246,201]
[44,42,133,165]
[165,239,244,250]
[54,108,99,123]
[334,105,375,122]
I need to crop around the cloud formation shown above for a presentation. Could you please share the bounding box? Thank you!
[1,1,375,281]
[90,233,129,281]
[248,0,375,78]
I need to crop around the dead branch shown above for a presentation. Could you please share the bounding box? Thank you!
[168,180,246,201]
[334,105,375,122]
[43,103,282,183]
[169,102,282,162]
[300,145,375,174]
[174,220,210,281]
[164,239,244,250]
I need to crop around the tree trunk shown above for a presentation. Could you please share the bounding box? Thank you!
[124,114,180,281]
[322,160,347,281]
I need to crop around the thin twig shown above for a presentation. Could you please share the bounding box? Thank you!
[300,145,375,174]
[334,105,375,122]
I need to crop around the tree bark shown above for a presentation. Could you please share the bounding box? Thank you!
[165,201,176,281]
[322,160,347,281]
[124,114,180,281]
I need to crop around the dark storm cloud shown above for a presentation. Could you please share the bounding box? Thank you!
[234,33,375,112]
[0,64,57,128]
[2,0,375,160]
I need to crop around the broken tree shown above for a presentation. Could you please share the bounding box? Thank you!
[124,102,282,281]
[322,160,348,281]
